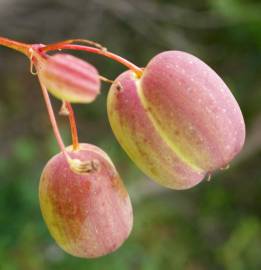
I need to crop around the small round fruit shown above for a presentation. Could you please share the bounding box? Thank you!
[39,143,133,258]
[36,53,100,103]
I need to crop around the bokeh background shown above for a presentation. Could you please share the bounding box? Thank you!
[0,0,261,269]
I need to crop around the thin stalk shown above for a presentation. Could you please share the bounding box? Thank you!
[38,77,67,155]
[65,102,79,151]
[45,38,105,50]
[0,37,31,57]
[40,44,143,77]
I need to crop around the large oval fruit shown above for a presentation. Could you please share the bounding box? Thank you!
[39,143,133,258]
[107,51,245,190]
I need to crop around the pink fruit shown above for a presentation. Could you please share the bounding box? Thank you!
[39,143,133,258]
[36,53,100,103]
[107,51,245,190]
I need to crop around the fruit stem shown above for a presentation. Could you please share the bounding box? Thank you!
[0,37,31,57]
[43,38,105,50]
[37,76,67,154]
[65,102,79,151]
[40,44,143,78]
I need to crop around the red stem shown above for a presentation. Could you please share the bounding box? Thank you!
[0,37,31,57]
[40,44,143,77]
[38,77,66,154]
[65,102,79,151]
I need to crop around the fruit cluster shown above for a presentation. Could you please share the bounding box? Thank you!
[0,37,245,258]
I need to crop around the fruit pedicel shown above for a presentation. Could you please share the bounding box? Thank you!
[0,37,245,258]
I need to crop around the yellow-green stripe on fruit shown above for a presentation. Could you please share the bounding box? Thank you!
[107,51,245,189]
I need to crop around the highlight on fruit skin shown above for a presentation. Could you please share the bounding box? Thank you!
[36,53,101,103]
[107,50,245,190]
[39,143,133,258]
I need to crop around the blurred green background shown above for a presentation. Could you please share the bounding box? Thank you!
[0,0,261,269]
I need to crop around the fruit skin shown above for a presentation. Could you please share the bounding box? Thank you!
[107,51,245,190]
[36,54,100,103]
[39,143,133,258]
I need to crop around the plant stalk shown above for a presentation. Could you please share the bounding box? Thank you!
[40,43,143,77]
[38,77,67,155]
[0,37,31,57]
[65,102,79,151]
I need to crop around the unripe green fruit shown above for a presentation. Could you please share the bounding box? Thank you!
[107,51,245,190]
[39,144,133,258]
[36,54,100,103]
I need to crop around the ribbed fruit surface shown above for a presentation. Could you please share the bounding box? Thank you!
[39,144,133,258]
[107,51,245,189]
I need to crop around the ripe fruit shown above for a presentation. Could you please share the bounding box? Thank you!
[107,51,245,190]
[36,53,101,103]
[39,143,133,258]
